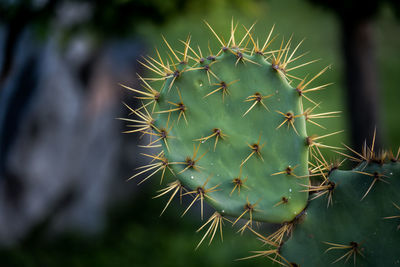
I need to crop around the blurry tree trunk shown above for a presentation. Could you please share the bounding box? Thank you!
[341,18,383,151]
[306,0,386,151]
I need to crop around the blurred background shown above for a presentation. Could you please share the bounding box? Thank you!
[0,0,399,266]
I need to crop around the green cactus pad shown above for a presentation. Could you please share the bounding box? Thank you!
[124,23,334,226]
[156,51,309,223]
[280,161,400,266]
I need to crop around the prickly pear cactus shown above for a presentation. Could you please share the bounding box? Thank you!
[280,148,400,266]
[122,22,334,226]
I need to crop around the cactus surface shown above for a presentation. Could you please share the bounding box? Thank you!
[280,153,400,266]
[122,22,334,225]
[149,43,311,224]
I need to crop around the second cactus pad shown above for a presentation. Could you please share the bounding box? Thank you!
[280,160,400,266]
[132,24,327,224]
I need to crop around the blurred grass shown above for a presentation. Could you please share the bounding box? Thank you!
[1,0,399,266]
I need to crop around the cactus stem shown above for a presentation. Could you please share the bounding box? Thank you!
[128,22,320,241]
